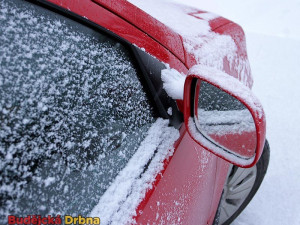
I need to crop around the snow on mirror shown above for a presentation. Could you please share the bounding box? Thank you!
[194,81,257,159]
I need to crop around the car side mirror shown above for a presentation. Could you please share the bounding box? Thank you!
[183,66,266,168]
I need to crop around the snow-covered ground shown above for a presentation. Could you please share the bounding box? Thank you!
[172,0,300,224]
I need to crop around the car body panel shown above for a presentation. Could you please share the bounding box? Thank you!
[213,22,253,87]
[135,126,230,225]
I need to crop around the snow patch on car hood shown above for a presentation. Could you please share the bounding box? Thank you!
[90,118,180,225]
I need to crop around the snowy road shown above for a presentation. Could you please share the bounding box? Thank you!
[234,31,300,225]
[171,0,300,224]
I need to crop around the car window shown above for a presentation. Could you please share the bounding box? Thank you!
[198,81,245,111]
[0,0,156,219]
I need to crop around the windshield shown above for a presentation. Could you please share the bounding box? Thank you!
[0,0,155,220]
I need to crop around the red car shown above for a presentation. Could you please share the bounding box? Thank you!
[0,0,269,224]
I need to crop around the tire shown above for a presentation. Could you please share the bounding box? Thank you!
[213,140,270,225]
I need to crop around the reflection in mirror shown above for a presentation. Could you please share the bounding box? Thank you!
[195,81,257,158]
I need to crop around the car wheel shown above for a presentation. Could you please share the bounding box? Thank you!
[213,140,270,225]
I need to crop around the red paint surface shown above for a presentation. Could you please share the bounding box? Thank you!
[135,125,228,225]
[214,22,254,87]
[210,131,257,158]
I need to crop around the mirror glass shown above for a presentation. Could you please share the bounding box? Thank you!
[195,81,257,158]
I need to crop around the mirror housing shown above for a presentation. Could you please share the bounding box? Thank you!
[183,65,266,168]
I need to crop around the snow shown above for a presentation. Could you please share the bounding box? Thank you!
[171,0,300,224]
[167,107,173,116]
[161,66,186,100]
[90,119,179,225]
[233,30,300,225]
[44,177,56,187]
[128,0,211,37]
[128,0,252,87]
